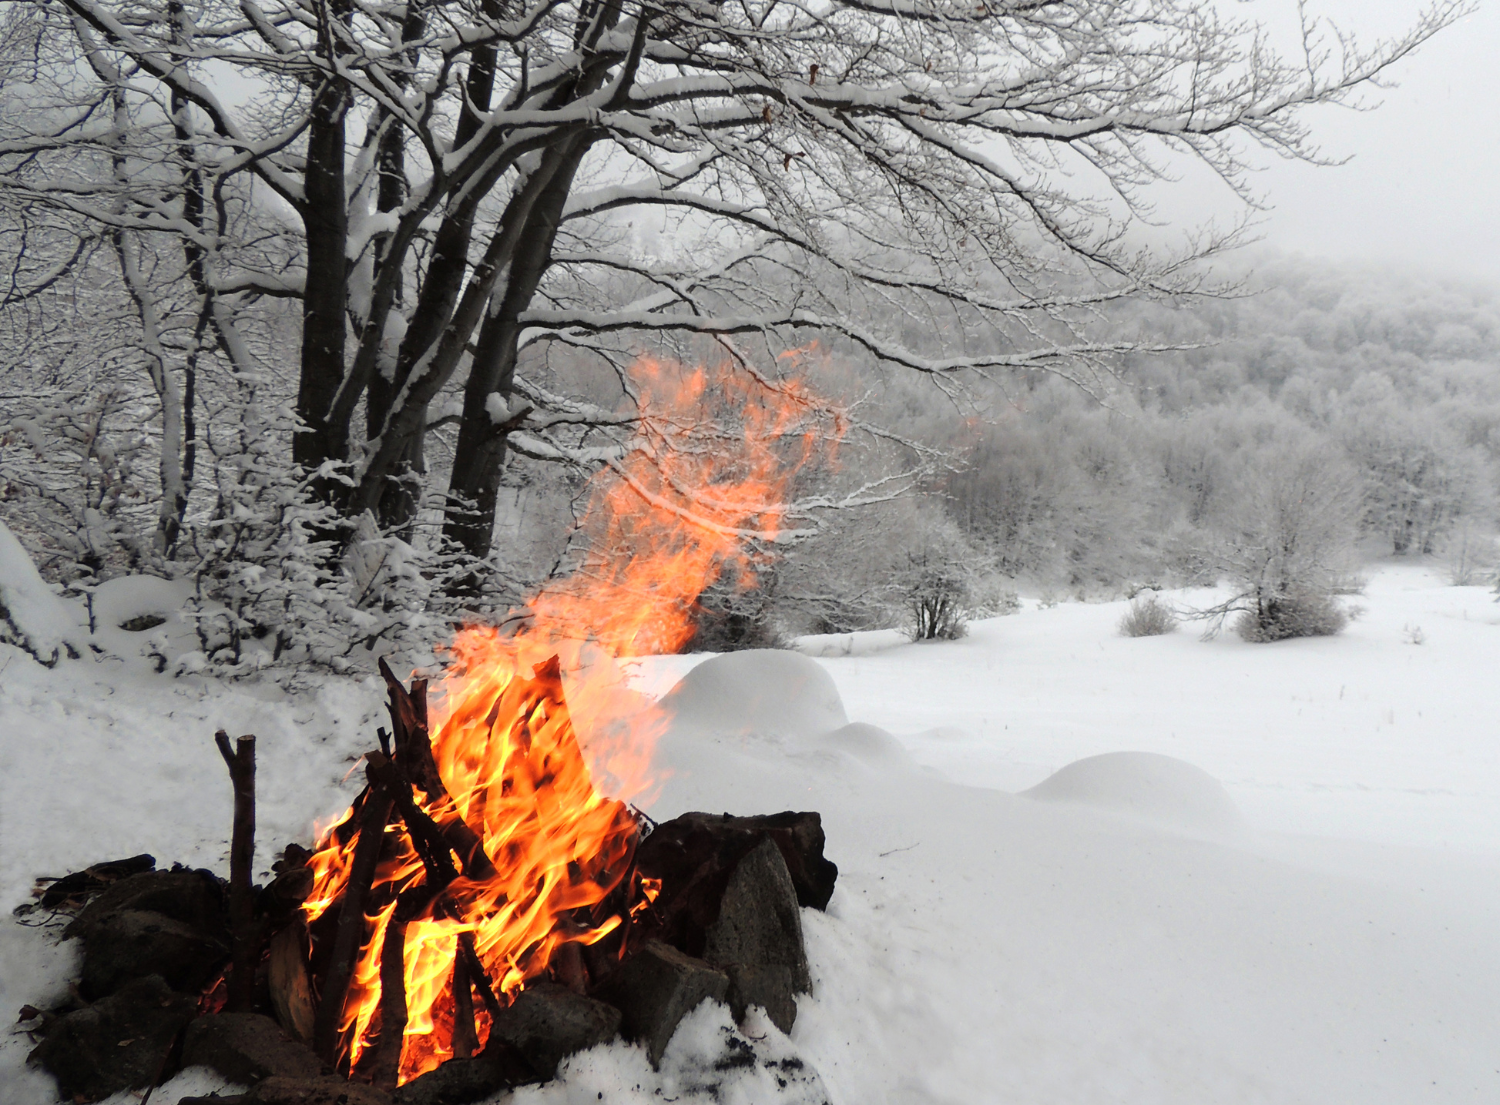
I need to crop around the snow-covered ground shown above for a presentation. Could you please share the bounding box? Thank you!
[2,563,1497,1104]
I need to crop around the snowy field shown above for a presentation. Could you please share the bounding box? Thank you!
[2,563,1498,1104]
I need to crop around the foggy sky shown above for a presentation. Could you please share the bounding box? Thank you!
[1224,1,1500,284]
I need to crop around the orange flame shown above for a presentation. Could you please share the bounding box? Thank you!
[300,357,842,1084]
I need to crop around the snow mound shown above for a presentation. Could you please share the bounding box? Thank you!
[659,649,848,739]
[515,1001,827,1105]
[89,574,197,669]
[801,721,915,770]
[1022,751,1247,836]
[0,519,86,666]
[91,574,186,631]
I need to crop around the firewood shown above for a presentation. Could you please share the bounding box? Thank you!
[378,659,497,881]
[267,923,316,1045]
[457,932,502,1024]
[367,913,408,1089]
[312,762,396,1066]
[377,658,443,797]
[450,947,479,1060]
[364,751,457,888]
[214,730,257,1013]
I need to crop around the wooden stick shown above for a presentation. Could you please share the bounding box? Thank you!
[313,761,395,1066]
[450,945,478,1060]
[365,751,457,888]
[378,658,443,796]
[378,659,497,881]
[368,913,409,1089]
[457,931,503,1025]
[214,730,257,1013]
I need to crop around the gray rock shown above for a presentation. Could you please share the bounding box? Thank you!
[235,1075,393,1105]
[701,837,810,1033]
[27,974,197,1102]
[722,963,799,1035]
[66,868,228,941]
[599,941,728,1067]
[391,1046,540,1105]
[182,1013,331,1085]
[79,908,229,1000]
[488,981,621,1078]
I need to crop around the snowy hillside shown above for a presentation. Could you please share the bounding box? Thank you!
[2,564,1498,1104]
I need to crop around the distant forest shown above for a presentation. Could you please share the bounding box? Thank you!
[681,255,1500,642]
[7,251,1498,656]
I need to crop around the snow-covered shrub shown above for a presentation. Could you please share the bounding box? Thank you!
[1190,437,1363,641]
[1119,594,1178,637]
[0,518,86,665]
[900,518,978,641]
[0,384,160,581]
[681,569,786,652]
[968,577,1022,618]
[1443,519,1498,586]
[1233,589,1350,642]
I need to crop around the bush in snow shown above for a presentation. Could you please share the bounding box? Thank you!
[0,518,86,665]
[1119,594,1178,637]
[681,567,787,653]
[1443,519,1498,586]
[1190,438,1363,641]
[1233,588,1350,642]
[900,520,978,642]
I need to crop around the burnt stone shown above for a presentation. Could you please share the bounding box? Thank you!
[637,812,836,918]
[721,964,798,1035]
[598,941,729,1068]
[79,909,230,1000]
[391,1045,540,1105]
[256,866,315,924]
[701,837,810,1033]
[37,854,156,911]
[182,1013,332,1085]
[230,1075,393,1105]
[67,867,229,941]
[27,973,196,1102]
[488,981,621,1078]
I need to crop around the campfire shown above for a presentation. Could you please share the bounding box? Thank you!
[20,359,842,1104]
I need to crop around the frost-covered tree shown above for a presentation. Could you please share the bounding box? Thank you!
[2,0,1465,574]
[1196,438,1363,641]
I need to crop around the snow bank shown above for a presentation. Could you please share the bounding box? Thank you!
[5,566,1500,1105]
[0,520,86,666]
[1023,751,1247,837]
[658,649,848,739]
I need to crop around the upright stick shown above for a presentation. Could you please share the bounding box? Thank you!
[215,730,257,1012]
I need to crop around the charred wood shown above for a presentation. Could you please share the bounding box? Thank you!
[215,730,258,1013]
[312,762,396,1065]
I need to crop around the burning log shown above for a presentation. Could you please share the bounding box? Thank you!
[448,949,478,1061]
[311,766,396,1066]
[378,659,494,881]
[214,730,257,1013]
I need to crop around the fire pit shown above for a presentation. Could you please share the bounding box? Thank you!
[18,358,843,1103]
[20,652,836,1103]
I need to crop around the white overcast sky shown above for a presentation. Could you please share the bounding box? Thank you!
[1202,0,1500,284]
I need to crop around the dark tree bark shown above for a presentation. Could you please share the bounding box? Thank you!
[213,731,257,1013]
[292,3,353,481]
[442,141,590,561]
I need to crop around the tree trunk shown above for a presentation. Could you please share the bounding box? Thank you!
[442,141,590,563]
[347,142,585,522]
[293,58,352,481]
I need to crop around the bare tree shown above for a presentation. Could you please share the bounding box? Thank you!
[4,0,1469,575]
